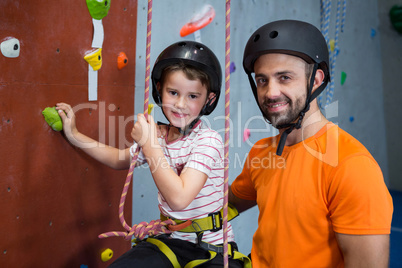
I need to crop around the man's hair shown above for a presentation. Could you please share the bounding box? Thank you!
[305,62,315,89]
[159,61,211,94]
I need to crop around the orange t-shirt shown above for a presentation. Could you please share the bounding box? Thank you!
[231,123,393,268]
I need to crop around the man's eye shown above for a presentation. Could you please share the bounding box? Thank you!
[256,78,266,84]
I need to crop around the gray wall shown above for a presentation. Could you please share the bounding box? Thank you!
[379,0,402,191]
[133,0,391,255]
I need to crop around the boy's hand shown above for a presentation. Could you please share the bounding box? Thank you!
[55,103,78,138]
[131,114,158,149]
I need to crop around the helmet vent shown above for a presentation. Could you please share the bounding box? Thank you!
[253,34,260,42]
[195,44,204,51]
[178,42,187,47]
[269,31,278,39]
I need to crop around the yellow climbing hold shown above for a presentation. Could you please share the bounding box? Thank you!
[84,48,102,71]
[101,248,113,262]
[329,39,335,52]
[148,104,154,115]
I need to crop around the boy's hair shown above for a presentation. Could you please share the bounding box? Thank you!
[159,61,212,95]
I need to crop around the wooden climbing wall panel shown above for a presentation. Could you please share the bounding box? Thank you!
[0,0,137,266]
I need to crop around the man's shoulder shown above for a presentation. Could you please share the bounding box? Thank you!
[323,123,375,163]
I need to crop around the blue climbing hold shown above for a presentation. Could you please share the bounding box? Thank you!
[230,61,236,74]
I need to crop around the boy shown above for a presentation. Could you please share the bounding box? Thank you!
[57,41,249,267]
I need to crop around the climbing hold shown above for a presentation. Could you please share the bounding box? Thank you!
[80,265,88,268]
[117,52,128,69]
[230,61,236,74]
[349,116,354,122]
[148,104,154,115]
[42,107,63,131]
[1,37,20,58]
[370,28,376,37]
[390,5,402,34]
[84,48,102,71]
[340,71,347,85]
[86,0,111,20]
[180,5,216,37]
[243,128,250,142]
[101,248,113,262]
[329,39,335,52]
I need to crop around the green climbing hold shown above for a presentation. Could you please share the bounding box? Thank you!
[86,0,111,20]
[390,5,402,34]
[341,71,347,85]
[42,107,63,131]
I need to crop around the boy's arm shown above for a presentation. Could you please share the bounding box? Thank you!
[57,103,131,170]
[132,114,208,211]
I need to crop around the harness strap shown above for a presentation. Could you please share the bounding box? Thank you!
[146,237,181,268]
[183,251,217,268]
[160,203,239,233]
[145,237,252,268]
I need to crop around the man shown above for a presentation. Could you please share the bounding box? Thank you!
[229,20,393,268]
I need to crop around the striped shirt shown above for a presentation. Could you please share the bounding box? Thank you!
[130,121,235,244]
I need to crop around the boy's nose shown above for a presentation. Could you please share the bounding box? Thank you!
[175,97,186,109]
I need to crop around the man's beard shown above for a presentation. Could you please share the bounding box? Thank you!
[260,95,306,128]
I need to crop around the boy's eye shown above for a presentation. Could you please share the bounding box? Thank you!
[189,94,198,99]
[169,90,178,96]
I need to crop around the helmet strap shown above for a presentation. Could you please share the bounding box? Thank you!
[157,117,200,137]
[247,72,268,120]
[275,63,319,156]
[248,63,328,156]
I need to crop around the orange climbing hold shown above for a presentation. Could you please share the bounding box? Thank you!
[117,52,128,69]
[180,5,216,37]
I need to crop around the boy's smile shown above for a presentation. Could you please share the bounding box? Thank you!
[160,70,210,129]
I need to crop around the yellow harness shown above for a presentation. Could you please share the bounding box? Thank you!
[147,203,252,268]
[160,203,240,233]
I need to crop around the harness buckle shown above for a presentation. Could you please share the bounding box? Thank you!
[208,210,223,232]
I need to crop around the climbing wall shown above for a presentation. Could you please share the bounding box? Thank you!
[0,0,137,266]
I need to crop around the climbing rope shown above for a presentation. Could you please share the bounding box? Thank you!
[99,4,233,268]
[222,1,231,268]
[99,219,175,241]
[98,0,178,241]
[318,0,346,110]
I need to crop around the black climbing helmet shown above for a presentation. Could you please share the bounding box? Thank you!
[243,19,330,104]
[151,41,222,116]
[242,20,331,156]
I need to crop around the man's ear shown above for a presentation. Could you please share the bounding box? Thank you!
[311,69,325,94]
[206,92,217,106]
